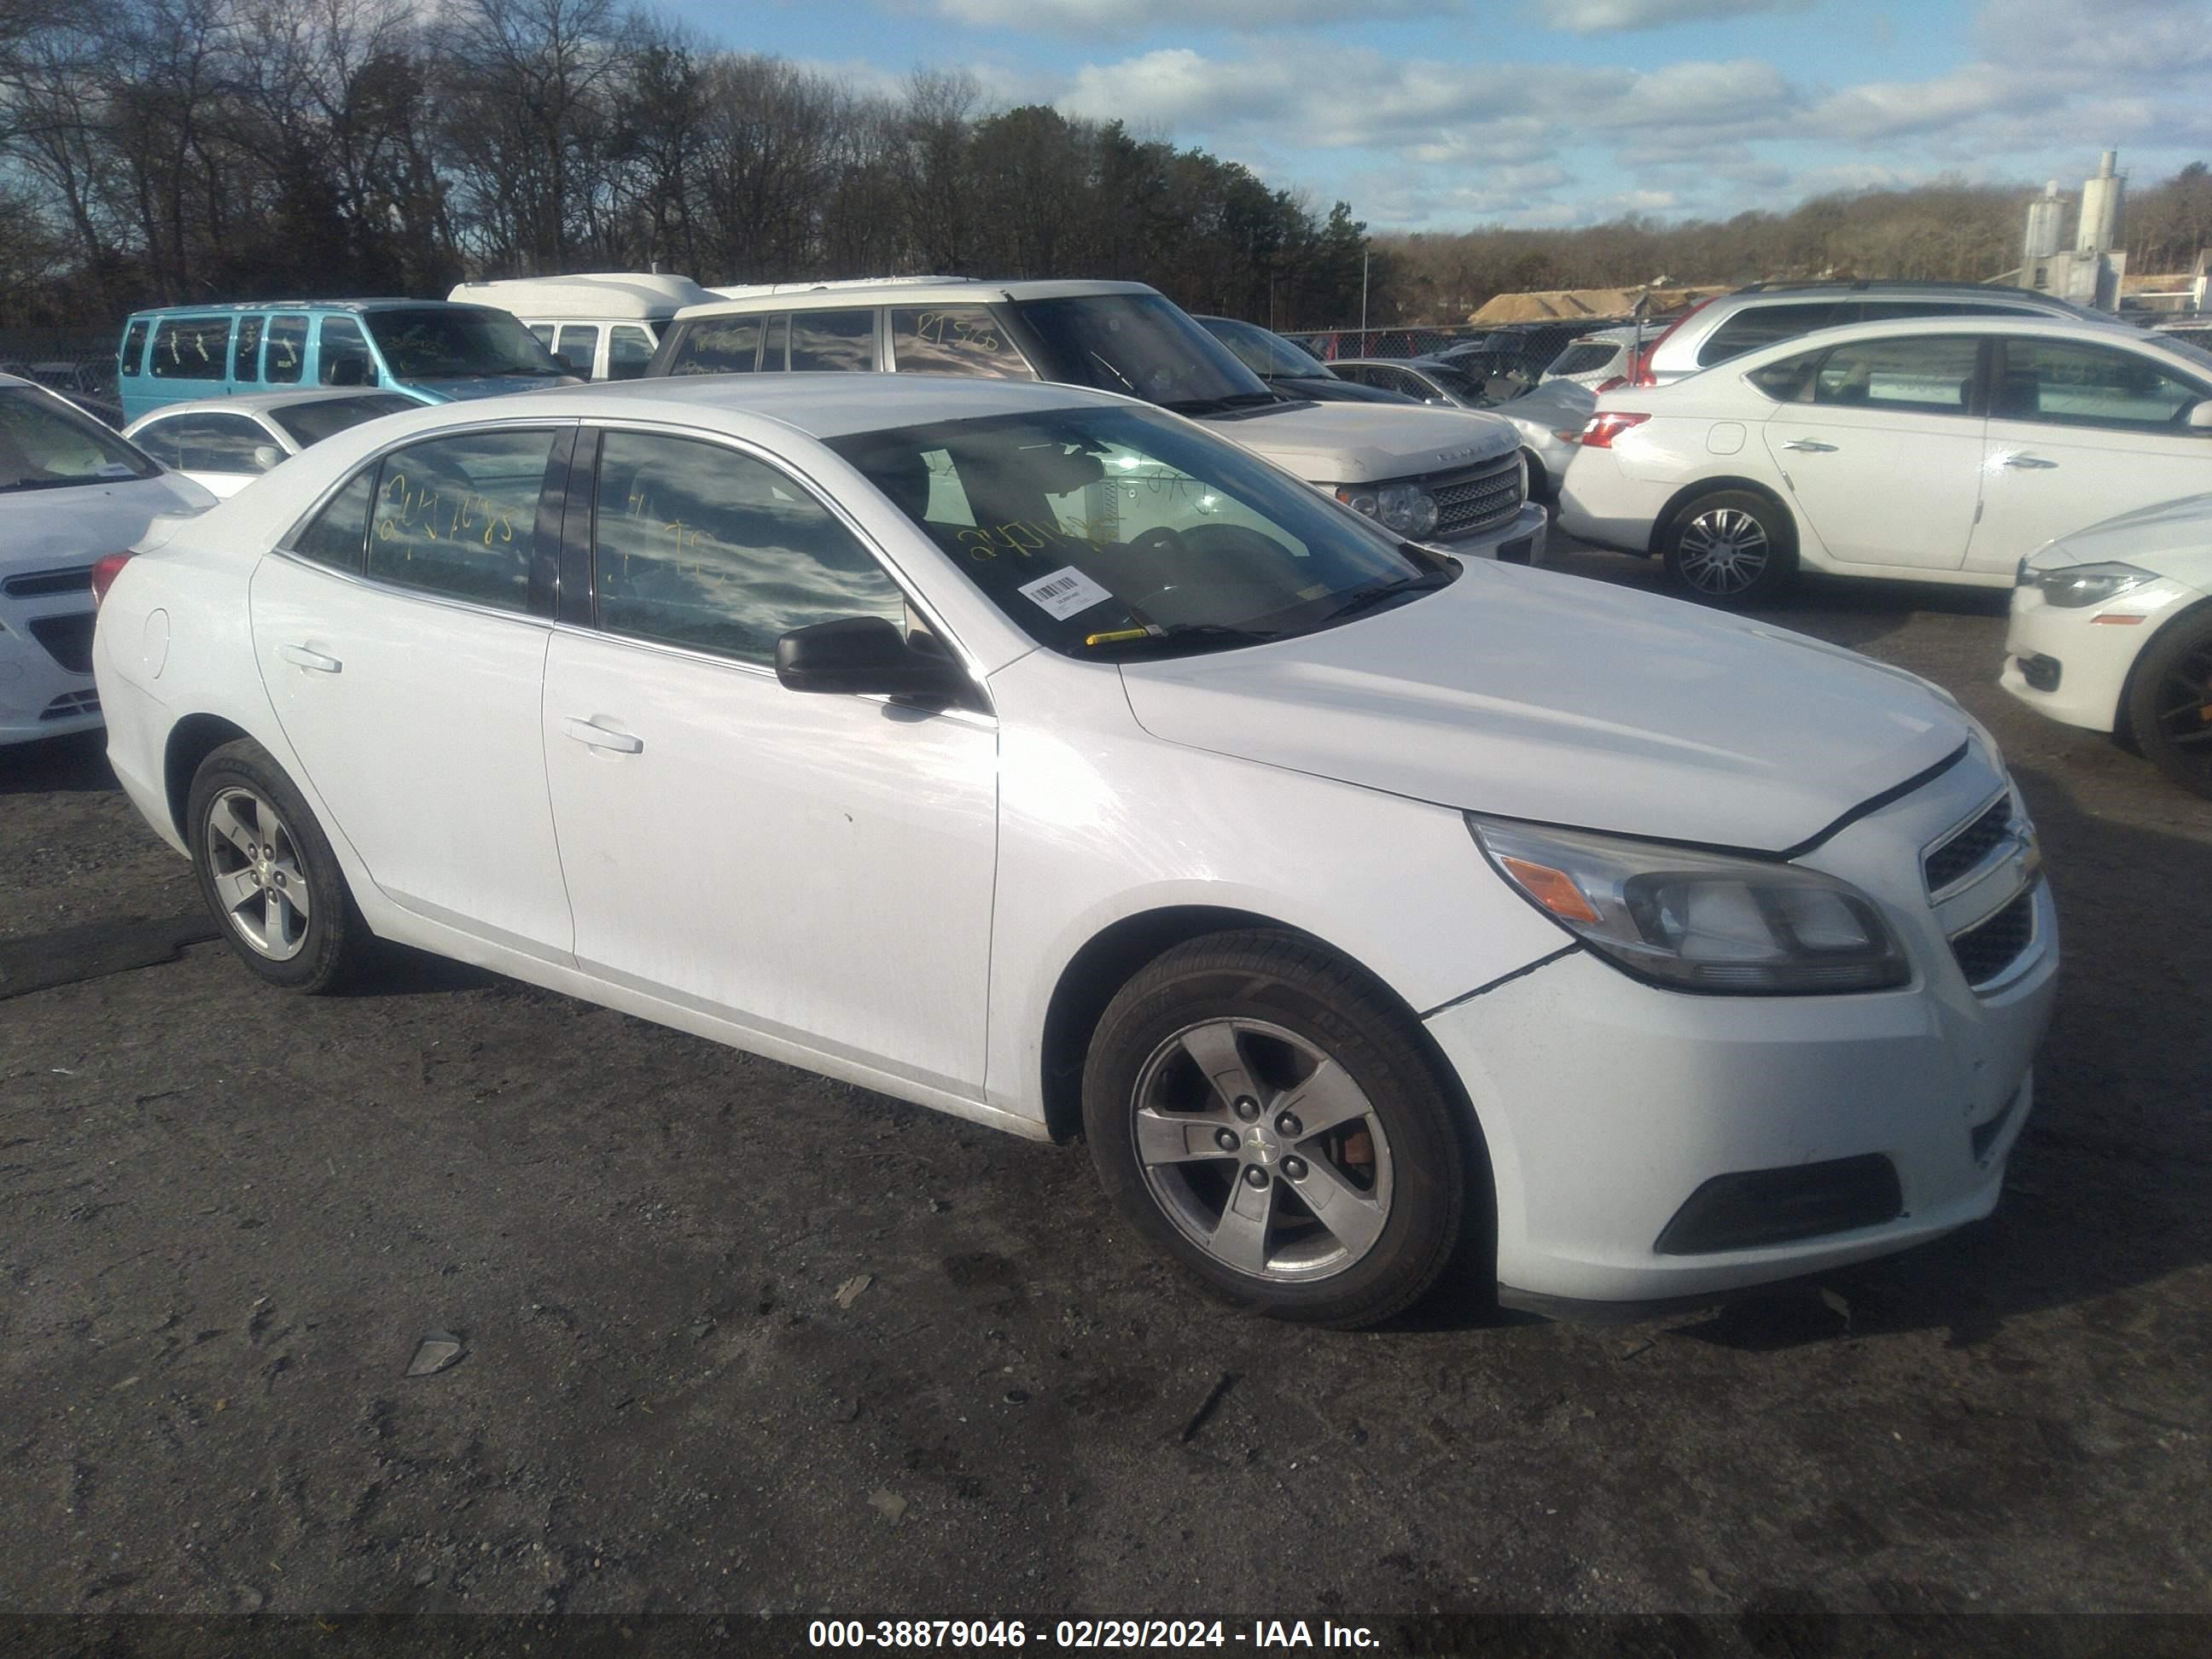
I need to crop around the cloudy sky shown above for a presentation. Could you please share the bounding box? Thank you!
[666,0,2212,230]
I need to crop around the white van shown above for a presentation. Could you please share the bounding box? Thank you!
[650,279,1548,565]
[445,273,712,381]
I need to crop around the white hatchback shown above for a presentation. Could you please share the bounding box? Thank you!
[1557,316,2212,606]
[95,375,2056,1325]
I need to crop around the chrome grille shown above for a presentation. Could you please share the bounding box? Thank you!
[1951,888,2036,989]
[1924,795,2012,895]
[1429,452,1524,538]
[3,564,95,599]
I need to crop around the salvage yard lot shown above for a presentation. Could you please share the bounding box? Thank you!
[3,537,2208,1620]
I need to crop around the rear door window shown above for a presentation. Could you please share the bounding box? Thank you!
[265,316,307,384]
[668,317,761,375]
[148,317,234,381]
[232,316,265,382]
[1697,303,1846,367]
[889,307,1034,378]
[1811,336,1981,414]
[789,309,876,373]
[369,428,555,611]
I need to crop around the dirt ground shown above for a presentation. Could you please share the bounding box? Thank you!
[2,540,2208,1638]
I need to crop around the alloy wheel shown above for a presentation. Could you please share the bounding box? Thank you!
[1131,1018,1394,1283]
[1675,507,1771,596]
[203,786,313,961]
[2150,635,2212,784]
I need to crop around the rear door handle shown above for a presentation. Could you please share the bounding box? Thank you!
[563,716,643,754]
[278,644,341,673]
[2002,454,2058,469]
[1778,439,1838,452]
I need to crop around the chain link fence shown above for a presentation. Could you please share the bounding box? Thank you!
[0,328,126,426]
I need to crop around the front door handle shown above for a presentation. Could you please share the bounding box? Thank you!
[1778,439,1838,452]
[278,643,341,673]
[2002,453,2058,469]
[563,716,643,754]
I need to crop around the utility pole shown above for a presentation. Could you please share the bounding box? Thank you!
[1359,250,1370,346]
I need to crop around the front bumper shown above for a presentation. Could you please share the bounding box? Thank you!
[1436,501,1549,567]
[1429,754,2058,1307]
[2000,579,2201,735]
[0,591,101,744]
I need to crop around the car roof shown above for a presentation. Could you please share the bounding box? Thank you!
[126,300,502,319]
[673,278,1157,321]
[123,388,425,426]
[1725,313,2162,351]
[372,370,1138,439]
[447,273,712,317]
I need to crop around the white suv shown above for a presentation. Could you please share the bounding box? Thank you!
[649,279,1548,565]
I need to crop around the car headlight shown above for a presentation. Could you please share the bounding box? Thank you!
[2026,562,2156,608]
[1338,483,1438,538]
[1468,815,1910,994]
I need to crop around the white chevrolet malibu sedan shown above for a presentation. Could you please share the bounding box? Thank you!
[93,375,2057,1326]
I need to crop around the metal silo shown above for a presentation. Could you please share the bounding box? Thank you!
[2024,181,2064,261]
[2076,150,2124,255]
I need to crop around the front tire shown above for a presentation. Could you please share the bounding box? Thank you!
[1082,931,1470,1329]
[2126,609,2212,800]
[1662,489,1796,607]
[188,738,368,992]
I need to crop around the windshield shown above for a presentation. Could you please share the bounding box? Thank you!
[269,393,419,447]
[1423,364,1487,403]
[1204,317,1336,380]
[364,307,562,381]
[2148,333,2212,382]
[828,405,1446,659]
[1010,294,1274,412]
[0,387,159,492]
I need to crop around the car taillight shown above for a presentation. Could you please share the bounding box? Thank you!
[1578,412,1650,449]
[90,552,133,608]
[1627,294,1719,388]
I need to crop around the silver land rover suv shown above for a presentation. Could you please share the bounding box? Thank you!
[648,278,1548,565]
[1627,280,2102,387]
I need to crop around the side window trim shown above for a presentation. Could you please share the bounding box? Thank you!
[569,419,986,706]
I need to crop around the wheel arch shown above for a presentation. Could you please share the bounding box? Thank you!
[1650,474,1803,562]
[163,713,256,846]
[2114,592,2212,753]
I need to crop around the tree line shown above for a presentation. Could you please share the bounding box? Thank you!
[2,0,2207,333]
[1373,165,2212,326]
[0,0,1371,329]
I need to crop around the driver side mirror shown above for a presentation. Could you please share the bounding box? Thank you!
[775,616,971,705]
[2188,400,2212,430]
[249,444,284,472]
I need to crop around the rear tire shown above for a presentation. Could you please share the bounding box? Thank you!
[1082,930,1470,1329]
[2126,609,2212,800]
[188,738,369,992]
[1662,489,1796,607]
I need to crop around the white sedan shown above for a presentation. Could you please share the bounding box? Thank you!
[94,375,2054,1325]
[123,389,427,498]
[2005,493,2212,798]
[1558,315,2212,606]
[1,375,212,743]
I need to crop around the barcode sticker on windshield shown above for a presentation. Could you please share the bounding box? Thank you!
[1016,566,1112,621]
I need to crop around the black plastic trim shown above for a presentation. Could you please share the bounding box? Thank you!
[556,428,599,629]
[1775,741,1969,859]
[1655,1154,1903,1256]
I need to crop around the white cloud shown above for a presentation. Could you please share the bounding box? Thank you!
[1534,0,1809,32]
[938,0,1457,30]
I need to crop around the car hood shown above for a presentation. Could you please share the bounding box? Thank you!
[1485,381,1596,445]
[0,472,216,572]
[1205,399,1518,485]
[1116,562,1970,852]
[413,374,574,402]
[2029,491,2212,586]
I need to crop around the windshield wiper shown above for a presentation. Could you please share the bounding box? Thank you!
[1311,569,1456,628]
[1160,391,1284,416]
[1080,621,1280,656]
